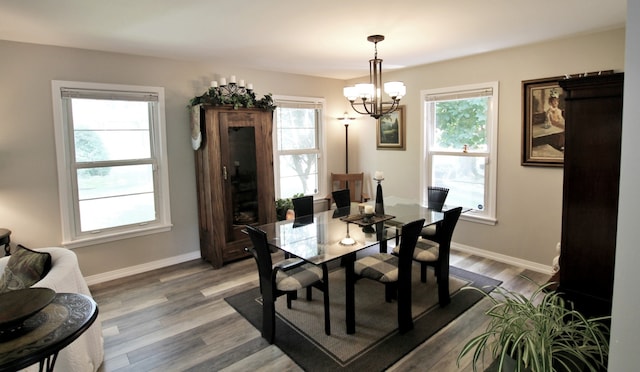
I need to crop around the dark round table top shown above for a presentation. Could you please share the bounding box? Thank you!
[0,292,98,372]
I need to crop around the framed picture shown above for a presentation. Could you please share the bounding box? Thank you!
[377,105,406,150]
[522,76,566,166]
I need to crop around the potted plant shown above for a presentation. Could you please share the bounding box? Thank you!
[457,277,610,372]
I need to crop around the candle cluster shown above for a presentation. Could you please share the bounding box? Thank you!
[210,75,253,91]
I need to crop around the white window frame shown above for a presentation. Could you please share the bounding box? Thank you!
[272,95,326,200]
[51,80,172,248]
[420,81,499,225]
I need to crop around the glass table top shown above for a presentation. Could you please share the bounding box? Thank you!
[255,202,445,266]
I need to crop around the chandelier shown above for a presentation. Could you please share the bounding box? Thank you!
[343,35,406,119]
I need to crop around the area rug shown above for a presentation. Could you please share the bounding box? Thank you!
[225,266,500,371]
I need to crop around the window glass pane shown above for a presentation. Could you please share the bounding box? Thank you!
[432,154,485,211]
[434,97,488,151]
[278,154,318,198]
[277,108,317,151]
[72,98,151,161]
[79,193,155,232]
[77,164,155,231]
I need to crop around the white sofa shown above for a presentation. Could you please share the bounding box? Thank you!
[0,247,104,372]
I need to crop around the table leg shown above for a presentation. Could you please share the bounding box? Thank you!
[376,221,387,253]
[344,252,356,334]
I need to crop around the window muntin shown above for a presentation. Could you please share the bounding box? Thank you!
[52,81,171,247]
[422,82,498,224]
[273,96,325,199]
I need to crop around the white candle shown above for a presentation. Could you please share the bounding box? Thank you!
[230,75,236,84]
[220,78,226,86]
[247,83,253,90]
[375,171,384,180]
[364,205,374,214]
[239,80,245,87]
[210,80,218,88]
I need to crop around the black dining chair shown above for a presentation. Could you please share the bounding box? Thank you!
[421,186,450,239]
[332,189,351,209]
[244,225,330,343]
[292,195,314,218]
[353,218,425,333]
[397,207,462,307]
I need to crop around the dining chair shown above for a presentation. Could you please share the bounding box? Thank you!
[292,195,314,218]
[244,225,330,343]
[332,189,351,208]
[353,218,425,333]
[421,186,450,239]
[397,207,462,307]
[330,173,369,203]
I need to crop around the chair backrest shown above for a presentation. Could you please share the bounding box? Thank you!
[332,189,351,208]
[292,195,314,217]
[432,207,463,267]
[397,219,426,280]
[427,186,449,212]
[331,173,365,203]
[245,225,274,283]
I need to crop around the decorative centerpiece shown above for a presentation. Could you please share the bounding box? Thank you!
[374,171,385,215]
[189,75,276,111]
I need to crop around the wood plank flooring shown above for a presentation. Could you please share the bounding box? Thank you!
[90,247,551,372]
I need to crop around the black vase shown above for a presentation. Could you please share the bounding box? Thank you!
[375,182,384,215]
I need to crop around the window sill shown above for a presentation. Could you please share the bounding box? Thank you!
[460,212,497,226]
[62,223,173,249]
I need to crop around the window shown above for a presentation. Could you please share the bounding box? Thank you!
[421,82,499,224]
[273,96,325,199]
[52,81,171,247]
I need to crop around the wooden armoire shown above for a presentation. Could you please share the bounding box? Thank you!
[194,106,276,269]
[558,73,624,317]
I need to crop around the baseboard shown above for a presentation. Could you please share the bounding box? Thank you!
[452,242,553,274]
[84,243,552,286]
[85,251,201,286]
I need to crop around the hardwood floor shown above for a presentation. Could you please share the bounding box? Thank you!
[90,247,551,372]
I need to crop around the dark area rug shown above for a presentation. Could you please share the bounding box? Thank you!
[225,266,500,371]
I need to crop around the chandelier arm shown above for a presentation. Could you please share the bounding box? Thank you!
[350,100,374,116]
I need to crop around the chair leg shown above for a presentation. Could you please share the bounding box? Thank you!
[437,272,451,306]
[322,264,330,335]
[397,282,414,333]
[420,262,428,283]
[385,283,396,303]
[286,292,295,309]
[306,286,313,301]
[262,292,276,343]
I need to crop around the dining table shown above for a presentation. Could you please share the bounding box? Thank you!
[255,200,445,334]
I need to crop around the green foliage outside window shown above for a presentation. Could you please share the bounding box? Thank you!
[435,98,487,149]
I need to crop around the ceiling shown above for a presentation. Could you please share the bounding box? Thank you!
[0,0,627,80]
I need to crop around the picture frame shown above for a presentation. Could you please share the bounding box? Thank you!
[521,71,613,166]
[521,76,566,167]
[377,105,406,150]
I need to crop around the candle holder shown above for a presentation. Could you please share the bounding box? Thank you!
[374,176,385,216]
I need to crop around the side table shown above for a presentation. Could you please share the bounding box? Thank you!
[0,229,10,256]
[0,293,98,372]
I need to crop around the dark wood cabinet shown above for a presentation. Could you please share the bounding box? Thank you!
[194,106,276,268]
[558,73,624,317]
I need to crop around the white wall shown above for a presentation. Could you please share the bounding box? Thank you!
[0,27,625,279]
[348,28,625,268]
[609,1,640,369]
[0,40,346,276]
